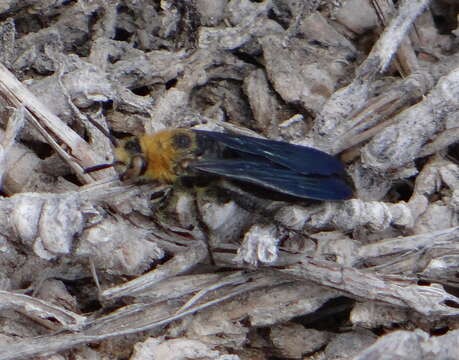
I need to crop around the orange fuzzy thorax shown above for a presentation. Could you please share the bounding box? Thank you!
[139,130,180,183]
[139,129,199,183]
[113,129,199,184]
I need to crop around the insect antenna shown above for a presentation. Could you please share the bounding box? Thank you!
[86,115,119,147]
[84,162,116,174]
[84,116,119,174]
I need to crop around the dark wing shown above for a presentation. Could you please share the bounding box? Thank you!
[189,160,352,201]
[193,130,345,176]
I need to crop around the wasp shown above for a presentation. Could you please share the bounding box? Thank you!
[85,129,352,201]
[85,129,352,200]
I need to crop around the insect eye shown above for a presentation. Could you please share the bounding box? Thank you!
[124,138,142,153]
[120,155,147,182]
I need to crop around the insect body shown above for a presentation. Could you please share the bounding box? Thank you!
[87,129,352,201]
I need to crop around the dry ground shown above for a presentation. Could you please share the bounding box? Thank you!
[0,0,458,359]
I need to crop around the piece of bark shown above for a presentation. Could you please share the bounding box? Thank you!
[270,323,331,359]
